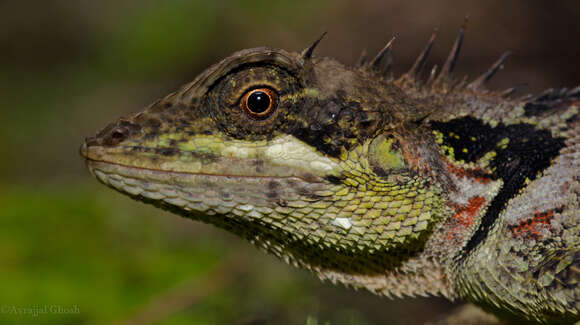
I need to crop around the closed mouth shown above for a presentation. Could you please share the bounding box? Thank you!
[84,157,325,184]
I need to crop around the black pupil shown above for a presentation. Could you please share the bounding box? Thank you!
[247,91,270,113]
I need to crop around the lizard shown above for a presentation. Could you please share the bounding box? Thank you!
[80,24,580,324]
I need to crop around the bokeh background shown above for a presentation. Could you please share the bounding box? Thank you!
[1,1,579,324]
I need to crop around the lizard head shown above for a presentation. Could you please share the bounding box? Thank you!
[81,45,447,294]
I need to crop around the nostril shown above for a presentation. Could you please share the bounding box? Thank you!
[92,120,141,147]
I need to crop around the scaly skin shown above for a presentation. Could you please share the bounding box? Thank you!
[80,28,579,324]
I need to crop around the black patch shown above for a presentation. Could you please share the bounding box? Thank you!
[289,98,381,159]
[430,116,565,260]
[291,125,343,157]
[431,117,499,163]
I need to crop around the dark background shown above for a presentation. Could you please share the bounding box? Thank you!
[1,1,578,324]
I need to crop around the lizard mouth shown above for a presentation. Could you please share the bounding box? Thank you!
[80,133,343,216]
[81,145,329,184]
[84,157,332,219]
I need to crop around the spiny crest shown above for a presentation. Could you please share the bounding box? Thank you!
[431,17,468,89]
[369,36,396,72]
[466,51,511,91]
[301,21,522,97]
[406,29,438,79]
[360,36,396,78]
[300,31,327,61]
[361,17,518,97]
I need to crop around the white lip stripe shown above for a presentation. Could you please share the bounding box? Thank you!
[263,135,340,173]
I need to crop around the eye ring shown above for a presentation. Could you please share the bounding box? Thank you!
[240,88,278,119]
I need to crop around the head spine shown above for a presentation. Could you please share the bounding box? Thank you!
[301,31,327,61]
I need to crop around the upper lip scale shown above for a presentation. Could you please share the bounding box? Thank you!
[84,157,326,183]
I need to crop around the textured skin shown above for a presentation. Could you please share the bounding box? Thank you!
[80,29,579,324]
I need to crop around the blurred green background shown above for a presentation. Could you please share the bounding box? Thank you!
[1,1,578,324]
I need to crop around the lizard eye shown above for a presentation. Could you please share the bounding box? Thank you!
[240,88,278,119]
